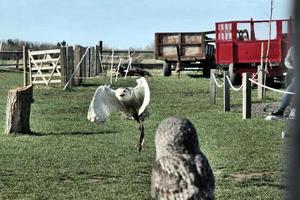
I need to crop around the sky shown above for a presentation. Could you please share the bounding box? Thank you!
[0,0,293,49]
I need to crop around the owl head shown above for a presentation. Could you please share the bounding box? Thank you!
[115,87,131,101]
[155,117,201,159]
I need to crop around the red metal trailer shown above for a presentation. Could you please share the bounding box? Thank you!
[215,18,293,83]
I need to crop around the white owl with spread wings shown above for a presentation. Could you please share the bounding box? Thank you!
[87,77,150,151]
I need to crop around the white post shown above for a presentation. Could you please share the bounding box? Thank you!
[115,58,122,82]
[209,69,216,104]
[110,49,114,84]
[124,49,132,79]
[258,42,265,99]
[242,73,251,119]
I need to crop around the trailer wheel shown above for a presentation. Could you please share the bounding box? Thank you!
[228,64,236,83]
[163,62,171,76]
[202,67,211,78]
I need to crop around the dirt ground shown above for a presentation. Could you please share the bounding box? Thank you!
[231,101,290,118]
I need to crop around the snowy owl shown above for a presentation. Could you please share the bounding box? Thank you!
[151,117,215,200]
[87,77,150,151]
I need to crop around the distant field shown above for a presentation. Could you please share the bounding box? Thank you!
[0,69,286,199]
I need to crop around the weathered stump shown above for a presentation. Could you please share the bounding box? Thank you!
[5,85,34,135]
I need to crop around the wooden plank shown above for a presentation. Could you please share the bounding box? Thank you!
[32,73,61,78]
[85,48,90,78]
[209,69,216,104]
[30,57,60,64]
[29,49,60,56]
[16,53,20,69]
[31,65,61,70]
[33,80,61,84]
[28,50,32,85]
[91,47,96,77]
[257,42,265,99]
[29,54,48,85]
[46,54,61,85]
[242,73,251,119]
[0,51,22,54]
[60,47,68,87]
[74,45,82,86]
[23,46,29,86]
[80,47,86,79]
[67,46,74,87]
[96,41,103,74]
[257,65,265,99]
[96,45,100,75]
[224,71,230,112]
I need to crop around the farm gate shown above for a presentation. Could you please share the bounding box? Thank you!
[24,42,103,88]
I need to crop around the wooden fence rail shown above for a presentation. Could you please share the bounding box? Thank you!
[0,51,22,68]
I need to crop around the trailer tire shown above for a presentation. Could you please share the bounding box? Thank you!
[202,67,211,78]
[228,64,242,85]
[228,64,236,83]
[163,62,171,76]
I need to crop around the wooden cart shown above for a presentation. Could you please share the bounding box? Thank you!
[154,31,215,77]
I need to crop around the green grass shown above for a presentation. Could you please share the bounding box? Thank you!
[0,70,286,199]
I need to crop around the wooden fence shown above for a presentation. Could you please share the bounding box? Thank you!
[23,41,103,88]
[22,41,158,89]
[0,51,22,68]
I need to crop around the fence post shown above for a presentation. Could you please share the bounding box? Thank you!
[91,47,96,77]
[96,45,100,75]
[257,64,265,99]
[80,46,86,81]
[242,73,251,119]
[23,46,29,86]
[257,42,265,99]
[99,41,103,73]
[224,71,230,112]
[60,47,68,88]
[67,46,74,88]
[74,45,82,86]
[16,52,20,69]
[85,47,90,78]
[209,69,216,104]
[28,49,32,85]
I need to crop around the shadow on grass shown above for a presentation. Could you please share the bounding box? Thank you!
[80,83,101,87]
[28,130,117,136]
[240,178,286,190]
[232,173,286,190]
[187,74,208,79]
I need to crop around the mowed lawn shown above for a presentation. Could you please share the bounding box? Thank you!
[0,69,286,199]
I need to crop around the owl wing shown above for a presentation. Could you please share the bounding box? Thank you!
[87,85,124,122]
[193,153,216,200]
[133,77,150,116]
[151,156,200,200]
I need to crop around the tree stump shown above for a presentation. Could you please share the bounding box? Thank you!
[5,85,34,135]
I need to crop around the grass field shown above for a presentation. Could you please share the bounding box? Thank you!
[0,69,286,199]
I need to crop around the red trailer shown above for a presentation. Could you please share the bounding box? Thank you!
[215,18,293,83]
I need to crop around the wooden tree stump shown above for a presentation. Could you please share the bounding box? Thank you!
[5,85,34,135]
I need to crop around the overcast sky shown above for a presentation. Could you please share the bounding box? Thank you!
[0,0,293,49]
